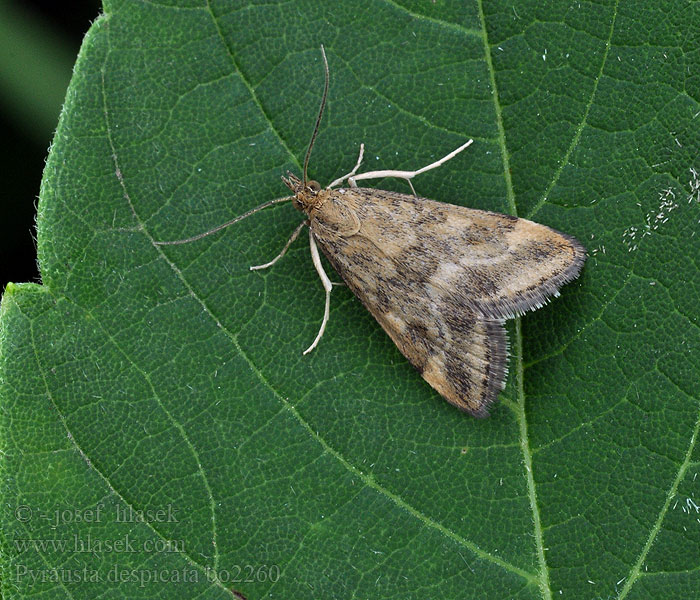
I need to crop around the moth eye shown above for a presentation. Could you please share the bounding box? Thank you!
[308,180,321,193]
[292,198,304,212]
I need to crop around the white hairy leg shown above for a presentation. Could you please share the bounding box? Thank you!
[303,229,333,355]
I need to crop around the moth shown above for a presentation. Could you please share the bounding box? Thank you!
[156,47,586,417]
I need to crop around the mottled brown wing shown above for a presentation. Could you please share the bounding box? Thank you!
[308,187,585,415]
[313,188,586,320]
[316,223,508,416]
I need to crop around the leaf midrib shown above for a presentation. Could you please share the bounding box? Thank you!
[475,1,552,598]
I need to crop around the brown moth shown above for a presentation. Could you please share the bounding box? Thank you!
[156,46,585,417]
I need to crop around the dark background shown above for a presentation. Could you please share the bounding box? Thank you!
[1,0,101,291]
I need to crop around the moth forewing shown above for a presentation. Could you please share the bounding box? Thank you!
[305,186,585,416]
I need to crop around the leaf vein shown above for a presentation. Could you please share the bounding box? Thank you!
[526,0,621,221]
[617,401,700,599]
[99,38,223,575]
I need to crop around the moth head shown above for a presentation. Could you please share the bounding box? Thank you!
[281,172,324,212]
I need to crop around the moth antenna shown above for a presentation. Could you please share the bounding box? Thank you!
[154,196,291,245]
[302,44,330,186]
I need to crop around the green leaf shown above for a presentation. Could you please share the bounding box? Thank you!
[2,0,699,598]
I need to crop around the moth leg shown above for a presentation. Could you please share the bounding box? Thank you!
[250,221,306,271]
[346,139,473,187]
[328,143,365,188]
[407,179,417,197]
[303,230,333,355]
